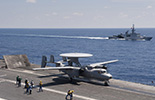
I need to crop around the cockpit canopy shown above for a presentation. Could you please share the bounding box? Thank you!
[91,69,107,74]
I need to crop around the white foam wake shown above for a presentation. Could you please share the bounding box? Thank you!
[2,33,109,40]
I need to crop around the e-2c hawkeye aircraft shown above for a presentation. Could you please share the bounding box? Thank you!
[33,53,118,85]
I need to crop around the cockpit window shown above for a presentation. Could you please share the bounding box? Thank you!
[98,70,106,74]
[98,71,101,74]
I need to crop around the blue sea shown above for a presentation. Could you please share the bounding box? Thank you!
[0,28,155,85]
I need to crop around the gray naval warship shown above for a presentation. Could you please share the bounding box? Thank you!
[109,24,152,41]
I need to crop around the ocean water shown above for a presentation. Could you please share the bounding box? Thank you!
[0,28,155,85]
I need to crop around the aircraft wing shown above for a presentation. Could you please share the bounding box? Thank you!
[33,66,81,71]
[89,59,118,67]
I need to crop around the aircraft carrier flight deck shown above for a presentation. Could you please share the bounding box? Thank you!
[0,55,155,100]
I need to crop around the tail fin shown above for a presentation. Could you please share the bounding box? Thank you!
[49,55,55,63]
[41,55,55,68]
[41,56,47,68]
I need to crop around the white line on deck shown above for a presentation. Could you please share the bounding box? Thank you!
[0,74,7,77]
[0,98,7,100]
[8,69,44,76]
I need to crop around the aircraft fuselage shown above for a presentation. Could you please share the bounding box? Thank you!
[61,68,112,81]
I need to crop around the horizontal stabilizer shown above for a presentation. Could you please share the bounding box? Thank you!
[33,66,80,71]
[89,59,118,67]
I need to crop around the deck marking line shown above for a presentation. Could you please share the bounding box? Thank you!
[0,74,7,77]
[0,98,7,100]
[8,69,44,76]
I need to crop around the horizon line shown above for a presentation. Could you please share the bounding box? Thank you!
[0,27,155,29]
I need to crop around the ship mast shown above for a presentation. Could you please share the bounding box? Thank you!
[132,24,135,34]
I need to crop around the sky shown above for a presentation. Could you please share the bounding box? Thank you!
[0,0,155,28]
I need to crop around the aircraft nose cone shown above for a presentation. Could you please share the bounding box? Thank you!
[107,74,112,79]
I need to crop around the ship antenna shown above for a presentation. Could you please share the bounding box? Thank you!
[132,24,135,34]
